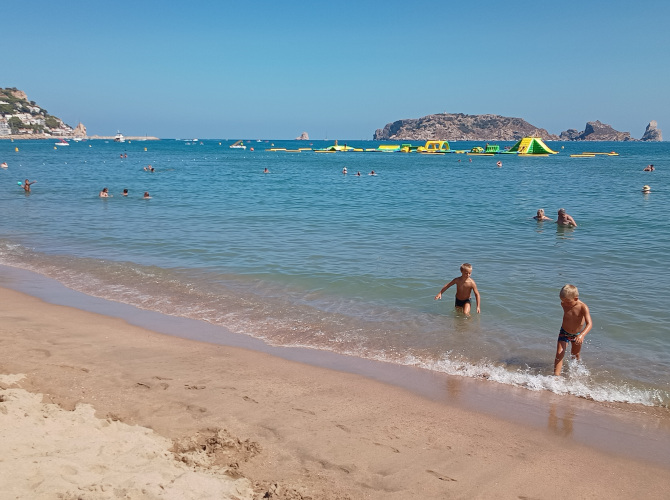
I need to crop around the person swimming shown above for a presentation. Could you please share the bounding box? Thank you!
[534,209,552,221]
[556,208,577,227]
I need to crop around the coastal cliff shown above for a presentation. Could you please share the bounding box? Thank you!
[373,113,558,141]
[0,87,78,138]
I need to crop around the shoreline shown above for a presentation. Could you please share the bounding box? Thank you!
[0,135,160,141]
[1,267,670,498]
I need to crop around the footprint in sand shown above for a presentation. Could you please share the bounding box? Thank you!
[373,442,400,453]
[135,381,169,390]
[427,470,457,482]
[292,407,315,416]
[242,396,259,404]
[184,384,206,390]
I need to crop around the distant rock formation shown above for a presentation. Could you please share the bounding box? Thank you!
[559,120,632,141]
[373,113,557,141]
[73,122,87,138]
[295,131,309,140]
[558,129,581,141]
[641,120,662,141]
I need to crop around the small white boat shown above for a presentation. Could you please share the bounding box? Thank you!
[229,140,246,149]
[55,139,69,146]
[114,132,125,143]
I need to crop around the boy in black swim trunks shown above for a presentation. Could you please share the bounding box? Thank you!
[434,263,481,316]
[554,284,593,376]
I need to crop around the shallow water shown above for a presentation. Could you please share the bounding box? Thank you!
[1,138,668,406]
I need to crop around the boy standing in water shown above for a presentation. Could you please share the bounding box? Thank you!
[434,263,481,316]
[554,284,592,376]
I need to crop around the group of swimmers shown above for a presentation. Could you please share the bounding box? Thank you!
[534,208,577,227]
[342,167,376,176]
[99,187,150,199]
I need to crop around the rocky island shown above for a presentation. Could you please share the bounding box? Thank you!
[374,113,557,141]
[374,113,662,142]
[559,120,633,141]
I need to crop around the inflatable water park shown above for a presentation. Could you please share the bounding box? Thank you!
[261,137,617,157]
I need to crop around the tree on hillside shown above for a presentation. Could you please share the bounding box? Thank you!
[8,116,23,134]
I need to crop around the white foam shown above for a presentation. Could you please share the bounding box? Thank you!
[395,353,666,407]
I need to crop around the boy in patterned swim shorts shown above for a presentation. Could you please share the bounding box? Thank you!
[554,284,593,376]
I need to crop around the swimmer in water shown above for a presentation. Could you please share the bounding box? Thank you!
[556,208,577,227]
[342,167,347,174]
[144,191,151,199]
[99,187,110,198]
[534,209,552,221]
[642,185,651,193]
[22,179,36,193]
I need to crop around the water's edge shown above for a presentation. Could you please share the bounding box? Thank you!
[2,263,669,467]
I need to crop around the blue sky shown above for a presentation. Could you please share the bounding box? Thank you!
[3,0,669,139]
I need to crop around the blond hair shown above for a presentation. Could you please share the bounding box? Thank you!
[560,284,579,299]
[460,263,472,272]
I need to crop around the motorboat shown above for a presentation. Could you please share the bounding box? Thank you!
[114,132,125,143]
[229,140,246,149]
[55,138,69,146]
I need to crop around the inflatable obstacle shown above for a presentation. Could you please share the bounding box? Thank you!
[508,137,558,155]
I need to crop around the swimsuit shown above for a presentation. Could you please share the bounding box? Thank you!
[558,327,579,343]
[455,297,471,308]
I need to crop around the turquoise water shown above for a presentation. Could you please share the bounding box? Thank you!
[1,138,669,406]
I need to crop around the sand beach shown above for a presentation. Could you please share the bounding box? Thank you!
[1,283,670,500]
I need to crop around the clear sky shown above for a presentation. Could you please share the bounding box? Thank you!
[3,0,669,139]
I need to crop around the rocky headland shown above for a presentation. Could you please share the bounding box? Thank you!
[374,113,662,142]
[0,87,80,139]
[0,87,158,141]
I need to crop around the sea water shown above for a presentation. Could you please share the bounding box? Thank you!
[1,138,668,407]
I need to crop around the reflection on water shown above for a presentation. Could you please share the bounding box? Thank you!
[548,403,575,438]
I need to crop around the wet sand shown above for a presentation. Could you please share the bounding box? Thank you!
[1,282,669,499]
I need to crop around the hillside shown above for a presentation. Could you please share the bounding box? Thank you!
[0,87,81,138]
[374,113,558,141]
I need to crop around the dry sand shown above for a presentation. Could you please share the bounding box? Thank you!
[1,285,669,500]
